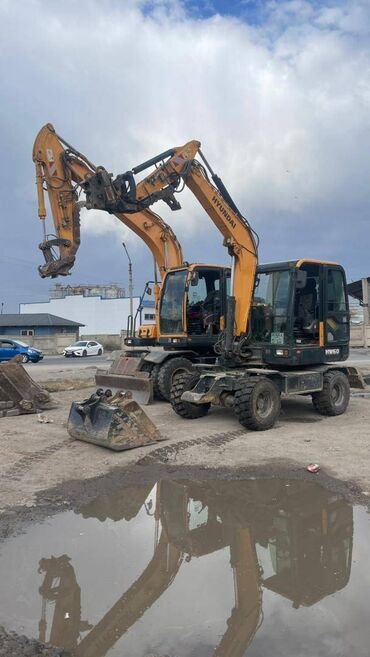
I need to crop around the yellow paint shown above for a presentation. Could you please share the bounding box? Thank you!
[319,321,325,347]
[296,258,338,268]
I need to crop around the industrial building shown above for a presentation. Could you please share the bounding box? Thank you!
[20,283,155,340]
[0,313,83,339]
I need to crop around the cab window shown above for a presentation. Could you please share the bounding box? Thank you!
[187,269,222,336]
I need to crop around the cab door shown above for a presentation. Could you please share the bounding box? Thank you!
[323,266,350,348]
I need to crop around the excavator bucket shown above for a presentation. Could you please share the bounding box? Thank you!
[0,359,54,414]
[95,353,153,405]
[67,388,163,451]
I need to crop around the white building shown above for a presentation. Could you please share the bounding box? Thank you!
[20,295,155,336]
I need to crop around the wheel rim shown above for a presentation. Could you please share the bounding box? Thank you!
[332,381,345,407]
[255,390,273,419]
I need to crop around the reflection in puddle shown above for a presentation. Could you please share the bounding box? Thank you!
[0,478,364,656]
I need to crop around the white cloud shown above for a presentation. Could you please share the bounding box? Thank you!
[1,0,370,269]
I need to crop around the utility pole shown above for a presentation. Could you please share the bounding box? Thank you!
[362,278,370,325]
[0,303,3,315]
[122,242,133,320]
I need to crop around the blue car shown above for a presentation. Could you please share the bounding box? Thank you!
[0,339,43,363]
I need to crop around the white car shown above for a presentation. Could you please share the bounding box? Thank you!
[63,340,104,358]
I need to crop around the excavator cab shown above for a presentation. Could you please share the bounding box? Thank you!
[251,259,350,367]
[156,259,349,367]
[158,264,231,351]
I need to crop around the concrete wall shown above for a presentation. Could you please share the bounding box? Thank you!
[350,325,370,348]
[20,295,155,335]
[1,333,77,355]
[81,334,123,349]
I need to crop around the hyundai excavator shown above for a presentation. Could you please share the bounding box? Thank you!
[34,127,364,431]
[37,478,353,656]
[81,138,364,429]
[33,124,231,404]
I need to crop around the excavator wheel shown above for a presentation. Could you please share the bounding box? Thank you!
[157,357,194,401]
[170,372,210,419]
[234,377,281,431]
[312,370,350,416]
[140,361,165,401]
[151,364,166,401]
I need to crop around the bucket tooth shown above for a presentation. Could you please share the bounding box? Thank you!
[67,389,163,451]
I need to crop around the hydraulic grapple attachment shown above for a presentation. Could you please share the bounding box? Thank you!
[67,388,162,451]
[0,359,54,414]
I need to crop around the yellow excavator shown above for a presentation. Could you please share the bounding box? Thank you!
[85,139,364,428]
[37,478,353,656]
[33,125,232,403]
[34,127,364,431]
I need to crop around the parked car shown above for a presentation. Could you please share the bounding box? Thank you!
[0,339,43,363]
[63,340,104,357]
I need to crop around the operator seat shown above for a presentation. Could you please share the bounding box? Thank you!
[295,278,319,338]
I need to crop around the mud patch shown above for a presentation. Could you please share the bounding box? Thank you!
[137,429,246,465]
[42,379,95,393]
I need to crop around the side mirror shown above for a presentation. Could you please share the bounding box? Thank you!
[146,287,152,295]
[296,270,308,290]
[190,271,199,287]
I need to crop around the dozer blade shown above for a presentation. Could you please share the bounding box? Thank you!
[67,388,163,451]
[0,359,54,414]
[95,353,153,405]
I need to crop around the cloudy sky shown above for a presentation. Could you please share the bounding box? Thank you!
[0,0,369,311]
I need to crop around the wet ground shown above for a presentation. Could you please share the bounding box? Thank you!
[0,473,369,657]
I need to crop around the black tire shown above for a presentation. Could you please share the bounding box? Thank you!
[97,349,102,356]
[82,350,87,357]
[157,357,195,402]
[21,354,29,364]
[234,377,281,431]
[170,372,210,419]
[151,364,166,401]
[140,361,165,401]
[312,370,350,416]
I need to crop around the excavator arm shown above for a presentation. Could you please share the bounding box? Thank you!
[32,124,184,280]
[91,140,258,359]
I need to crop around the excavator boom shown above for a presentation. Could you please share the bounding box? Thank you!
[86,138,259,357]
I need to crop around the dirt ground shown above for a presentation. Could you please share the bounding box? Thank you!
[1,354,370,518]
[1,356,370,656]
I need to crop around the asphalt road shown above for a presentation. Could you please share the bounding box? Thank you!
[30,354,107,367]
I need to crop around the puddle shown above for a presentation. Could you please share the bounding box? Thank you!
[0,477,368,656]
